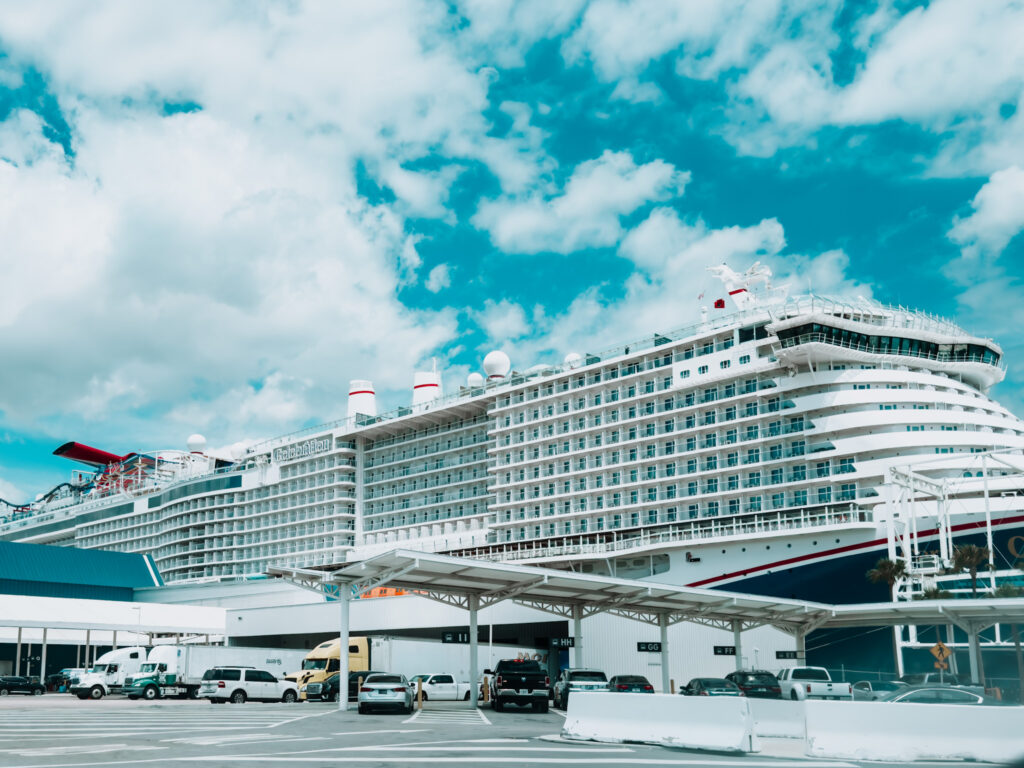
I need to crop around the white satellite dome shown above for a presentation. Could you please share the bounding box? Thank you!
[186,433,207,453]
[467,372,485,387]
[564,352,583,369]
[483,350,511,379]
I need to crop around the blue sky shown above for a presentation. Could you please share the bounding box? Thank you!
[2,0,1024,500]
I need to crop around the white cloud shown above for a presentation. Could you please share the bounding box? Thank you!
[494,209,867,370]
[473,150,689,254]
[474,299,531,343]
[425,263,452,293]
[0,476,24,504]
[949,166,1024,259]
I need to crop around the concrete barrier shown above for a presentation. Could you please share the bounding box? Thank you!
[562,692,759,753]
[804,700,1024,763]
[748,698,805,739]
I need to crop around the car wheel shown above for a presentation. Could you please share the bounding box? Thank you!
[358,703,367,714]
[463,691,470,701]
[282,690,297,703]
[188,688,200,699]
[143,685,159,701]
[0,689,8,697]
[128,695,139,700]
[32,688,43,696]
[230,690,247,704]
[420,691,428,702]
[76,693,89,700]
[494,698,504,712]
[538,700,549,713]
[210,699,225,704]
[89,686,104,700]
[790,690,800,701]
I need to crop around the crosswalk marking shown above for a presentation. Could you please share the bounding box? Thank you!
[402,708,491,726]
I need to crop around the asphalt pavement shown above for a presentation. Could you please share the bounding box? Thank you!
[0,695,1002,768]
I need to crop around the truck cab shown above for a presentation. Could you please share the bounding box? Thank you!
[71,647,147,700]
[289,637,369,701]
[123,646,191,700]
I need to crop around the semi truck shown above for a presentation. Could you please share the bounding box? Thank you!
[71,647,147,699]
[123,645,307,700]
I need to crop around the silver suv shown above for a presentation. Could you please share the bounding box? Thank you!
[198,667,299,704]
[552,668,607,710]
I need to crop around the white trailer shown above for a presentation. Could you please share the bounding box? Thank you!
[70,647,147,700]
[122,645,307,700]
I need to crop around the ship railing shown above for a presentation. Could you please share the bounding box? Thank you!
[463,506,873,562]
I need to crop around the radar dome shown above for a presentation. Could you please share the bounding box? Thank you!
[467,372,485,387]
[483,350,511,380]
[187,434,207,453]
[564,352,583,369]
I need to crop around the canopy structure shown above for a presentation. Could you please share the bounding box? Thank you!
[270,549,1024,708]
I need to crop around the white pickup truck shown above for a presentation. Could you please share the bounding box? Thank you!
[777,666,853,701]
[409,673,472,701]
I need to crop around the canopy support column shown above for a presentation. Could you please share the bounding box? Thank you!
[15,628,21,676]
[338,592,350,712]
[572,604,583,668]
[659,613,670,694]
[469,594,479,709]
[40,628,48,685]
[732,620,743,671]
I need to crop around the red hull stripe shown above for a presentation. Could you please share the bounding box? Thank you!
[348,390,374,395]
[413,383,440,389]
[686,513,1024,588]
[728,289,747,295]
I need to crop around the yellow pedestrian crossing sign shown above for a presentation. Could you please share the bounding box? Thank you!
[930,641,952,661]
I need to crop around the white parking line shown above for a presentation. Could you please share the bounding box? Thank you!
[185,758,860,765]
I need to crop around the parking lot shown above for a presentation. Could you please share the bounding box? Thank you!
[0,695,1006,768]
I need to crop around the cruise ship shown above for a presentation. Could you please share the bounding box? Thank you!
[3,263,1023,609]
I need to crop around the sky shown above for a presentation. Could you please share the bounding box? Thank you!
[2,0,1024,501]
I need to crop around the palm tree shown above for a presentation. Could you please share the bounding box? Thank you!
[952,544,990,597]
[866,558,907,598]
[915,587,953,600]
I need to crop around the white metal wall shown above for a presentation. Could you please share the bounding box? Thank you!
[579,612,797,692]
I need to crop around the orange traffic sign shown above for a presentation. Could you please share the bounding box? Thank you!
[930,641,952,661]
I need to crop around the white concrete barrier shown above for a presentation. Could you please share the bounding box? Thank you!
[562,692,759,753]
[804,700,1024,763]
[748,698,805,739]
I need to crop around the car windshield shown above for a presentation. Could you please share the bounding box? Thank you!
[873,681,904,692]
[367,675,402,684]
[571,671,607,681]
[739,674,777,685]
[302,659,329,670]
[699,679,735,689]
[499,660,543,673]
[616,676,649,684]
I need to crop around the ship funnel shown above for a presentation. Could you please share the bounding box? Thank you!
[412,370,442,407]
[348,380,377,420]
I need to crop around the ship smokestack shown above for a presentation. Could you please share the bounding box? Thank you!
[412,370,442,408]
[348,380,377,420]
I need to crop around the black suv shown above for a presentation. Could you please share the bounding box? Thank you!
[0,676,45,696]
[724,670,782,698]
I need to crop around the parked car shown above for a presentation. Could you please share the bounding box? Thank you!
[486,659,550,712]
[852,680,908,701]
[725,670,783,699]
[607,675,654,692]
[878,685,1008,706]
[553,668,608,710]
[900,672,972,686]
[409,673,472,701]
[0,676,45,696]
[198,667,299,704]
[776,666,853,701]
[347,670,385,701]
[357,673,413,714]
[680,678,743,697]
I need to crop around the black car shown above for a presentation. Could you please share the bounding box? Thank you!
[0,676,45,696]
[345,670,384,701]
[680,678,742,697]
[607,675,654,692]
[725,670,783,699]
